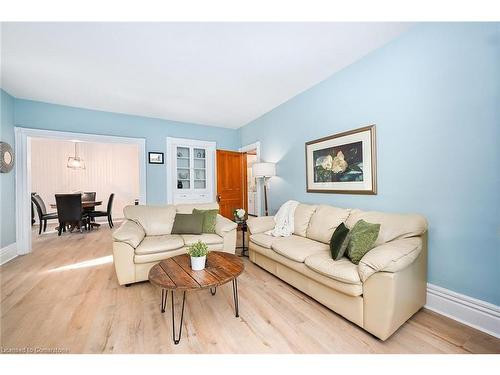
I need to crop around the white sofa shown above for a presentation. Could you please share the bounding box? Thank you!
[112,203,237,286]
[247,203,428,340]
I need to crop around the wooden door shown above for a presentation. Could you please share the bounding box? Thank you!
[216,150,247,219]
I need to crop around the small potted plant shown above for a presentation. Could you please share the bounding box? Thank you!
[233,208,246,222]
[188,240,209,271]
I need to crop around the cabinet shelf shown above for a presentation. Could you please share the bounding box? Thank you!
[168,138,215,204]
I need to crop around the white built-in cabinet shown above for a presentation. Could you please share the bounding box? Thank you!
[166,137,216,204]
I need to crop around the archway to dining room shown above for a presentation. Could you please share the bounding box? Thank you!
[15,128,147,255]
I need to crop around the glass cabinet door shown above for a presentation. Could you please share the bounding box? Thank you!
[176,147,190,189]
[193,148,206,189]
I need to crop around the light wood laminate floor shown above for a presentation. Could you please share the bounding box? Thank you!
[1,225,499,354]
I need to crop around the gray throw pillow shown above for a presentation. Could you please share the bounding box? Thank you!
[171,213,204,234]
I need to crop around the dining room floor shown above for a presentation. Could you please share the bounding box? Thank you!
[1,225,499,354]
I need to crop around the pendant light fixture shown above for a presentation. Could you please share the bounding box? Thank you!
[67,142,86,170]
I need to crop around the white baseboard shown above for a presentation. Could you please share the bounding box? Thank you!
[426,283,500,338]
[0,242,18,265]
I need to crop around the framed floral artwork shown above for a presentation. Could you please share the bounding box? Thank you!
[305,125,377,194]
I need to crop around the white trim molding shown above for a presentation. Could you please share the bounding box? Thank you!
[426,283,500,338]
[15,127,147,255]
[1,242,18,265]
[239,141,262,217]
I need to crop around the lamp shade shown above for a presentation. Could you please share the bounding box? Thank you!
[67,142,86,170]
[252,162,276,178]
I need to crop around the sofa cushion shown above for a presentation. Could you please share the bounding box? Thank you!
[135,234,184,255]
[124,205,177,236]
[306,205,351,244]
[346,209,427,246]
[304,253,361,285]
[175,202,219,214]
[250,244,363,296]
[181,234,223,246]
[271,235,329,262]
[250,233,276,249]
[293,204,317,237]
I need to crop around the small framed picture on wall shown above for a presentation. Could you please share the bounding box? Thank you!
[148,152,164,164]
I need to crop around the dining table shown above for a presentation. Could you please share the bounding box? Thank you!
[50,201,102,210]
[50,200,103,230]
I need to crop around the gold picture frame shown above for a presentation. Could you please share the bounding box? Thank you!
[305,125,377,195]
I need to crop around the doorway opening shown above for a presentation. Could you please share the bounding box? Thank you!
[29,137,141,242]
[239,142,262,217]
[15,127,146,256]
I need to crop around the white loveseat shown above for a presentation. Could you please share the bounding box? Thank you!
[247,203,428,340]
[112,203,237,286]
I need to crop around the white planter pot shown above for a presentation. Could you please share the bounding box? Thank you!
[190,255,207,271]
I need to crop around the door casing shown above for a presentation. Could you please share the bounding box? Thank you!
[216,149,247,219]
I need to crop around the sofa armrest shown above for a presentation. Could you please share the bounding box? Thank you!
[246,216,275,234]
[215,215,238,253]
[112,220,145,249]
[215,214,238,235]
[358,237,422,282]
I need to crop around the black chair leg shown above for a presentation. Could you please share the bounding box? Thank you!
[39,220,43,235]
[43,220,47,232]
[108,215,114,228]
[58,223,63,236]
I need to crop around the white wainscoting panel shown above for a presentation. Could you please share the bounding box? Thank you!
[426,283,500,338]
[31,138,140,220]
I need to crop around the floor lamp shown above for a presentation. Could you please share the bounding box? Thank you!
[252,162,276,216]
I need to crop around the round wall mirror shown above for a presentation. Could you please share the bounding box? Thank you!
[0,141,15,173]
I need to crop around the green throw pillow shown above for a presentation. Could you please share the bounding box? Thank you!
[346,219,380,265]
[193,208,218,234]
[171,213,204,234]
[329,222,350,260]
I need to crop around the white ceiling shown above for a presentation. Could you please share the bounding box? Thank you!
[1,23,412,128]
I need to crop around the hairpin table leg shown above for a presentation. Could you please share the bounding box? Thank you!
[171,290,186,345]
[161,289,168,313]
[232,278,239,317]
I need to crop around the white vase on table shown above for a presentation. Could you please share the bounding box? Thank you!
[190,255,207,271]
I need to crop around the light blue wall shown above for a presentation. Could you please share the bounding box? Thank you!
[0,98,238,249]
[0,90,16,247]
[14,99,240,204]
[240,23,500,305]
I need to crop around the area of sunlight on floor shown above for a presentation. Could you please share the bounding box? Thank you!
[48,255,113,272]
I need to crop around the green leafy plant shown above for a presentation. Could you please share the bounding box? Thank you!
[187,240,209,258]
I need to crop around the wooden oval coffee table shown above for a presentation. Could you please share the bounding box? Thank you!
[148,251,244,344]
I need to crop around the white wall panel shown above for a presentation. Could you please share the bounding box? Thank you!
[31,138,139,220]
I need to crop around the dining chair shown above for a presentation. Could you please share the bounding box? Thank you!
[55,193,88,236]
[82,191,97,221]
[88,193,115,228]
[31,194,59,234]
[82,192,96,202]
[31,192,36,225]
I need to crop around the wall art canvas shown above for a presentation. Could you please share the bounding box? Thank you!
[305,125,377,194]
